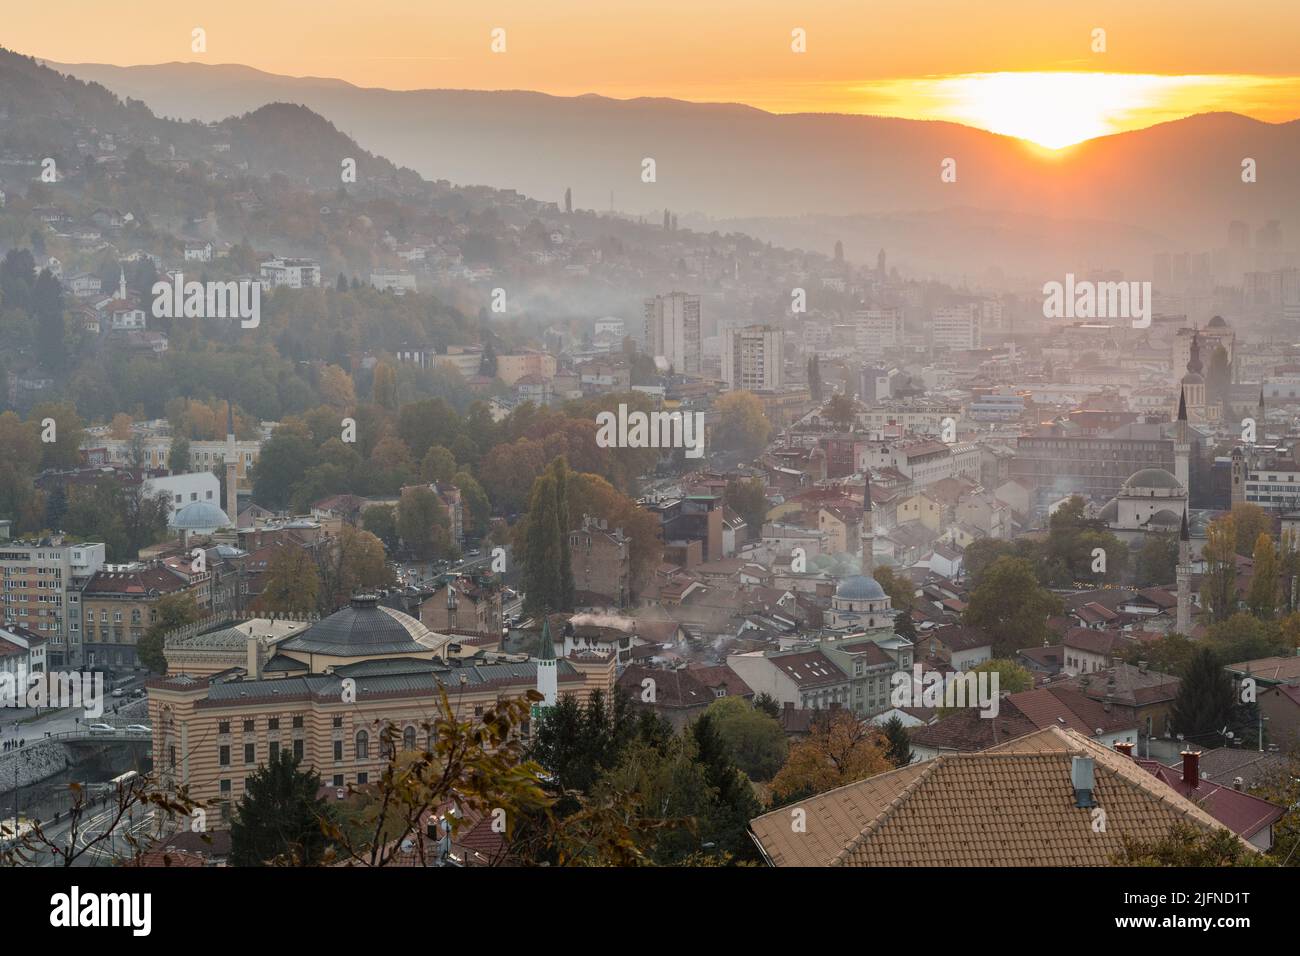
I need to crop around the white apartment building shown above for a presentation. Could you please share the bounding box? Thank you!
[722,325,784,391]
[142,472,222,518]
[854,308,904,355]
[644,292,701,375]
[260,257,321,290]
[370,272,418,295]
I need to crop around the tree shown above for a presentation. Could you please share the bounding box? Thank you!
[371,361,398,410]
[690,712,762,861]
[1248,533,1279,620]
[1170,647,1236,747]
[963,556,1062,657]
[704,696,788,782]
[396,485,453,561]
[32,268,66,371]
[361,504,398,551]
[1112,821,1273,867]
[713,391,770,458]
[1201,513,1239,624]
[881,715,913,768]
[230,751,331,866]
[317,526,390,611]
[453,470,491,540]
[1231,503,1269,558]
[1121,631,1196,678]
[722,478,767,538]
[873,564,914,612]
[136,592,200,674]
[168,434,191,475]
[521,459,575,615]
[823,392,859,431]
[254,546,321,615]
[251,423,319,510]
[420,445,457,484]
[752,692,780,719]
[972,658,1034,694]
[1135,532,1178,587]
[770,710,891,802]
[893,610,917,642]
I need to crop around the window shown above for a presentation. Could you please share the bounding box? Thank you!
[332,716,343,728]
[268,718,279,731]
[218,745,230,766]
[243,720,255,733]
[218,721,230,735]
[355,730,369,759]
[292,716,304,729]
[403,726,416,751]
[332,775,343,787]
[357,772,368,785]
[243,743,255,764]
[333,740,343,761]
[269,741,279,761]
[293,740,304,760]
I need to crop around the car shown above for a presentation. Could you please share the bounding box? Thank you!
[468,549,481,557]
[124,724,151,734]
[111,688,125,698]
[86,723,115,734]
[130,689,146,699]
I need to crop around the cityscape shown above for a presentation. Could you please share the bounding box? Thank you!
[0,0,1296,923]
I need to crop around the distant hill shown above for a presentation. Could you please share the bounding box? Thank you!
[48,59,1300,259]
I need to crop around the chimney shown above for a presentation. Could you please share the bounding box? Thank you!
[426,818,439,840]
[1114,741,1134,758]
[1180,750,1200,788]
[1071,755,1095,808]
[1233,777,1244,792]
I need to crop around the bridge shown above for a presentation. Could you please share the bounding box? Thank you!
[5,726,152,753]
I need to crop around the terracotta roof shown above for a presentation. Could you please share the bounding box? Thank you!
[1226,655,1300,684]
[908,700,1039,752]
[1007,686,1134,736]
[751,727,1240,867]
[1138,760,1286,840]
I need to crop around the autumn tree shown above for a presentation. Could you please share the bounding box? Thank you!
[255,546,321,616]
[1201,513,1239,624]
[704,696,788,782]
[713,391,770,458]
[1231,503,1270,557]
[822,392,859,431]
[770,710,891,802]
[396,485,454,561]
[1248,532,1280,620]
[136,591,200,674]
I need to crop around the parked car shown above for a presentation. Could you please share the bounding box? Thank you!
[124,724,151,734]
[87,723,115,734]
[111,688,125,698]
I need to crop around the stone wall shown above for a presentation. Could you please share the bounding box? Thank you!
[0,739,71,792]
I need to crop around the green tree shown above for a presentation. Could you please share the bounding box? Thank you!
[1170,647,1236,747]
[752,692,780,719]
[1135,532,1178,587]
[420,445,457,485]
[168,434,191,475]
[823,392,859,431]
[521,458,575,614]
[713,391,770,457]
[136,591,200,674]
[361,504,399,551]
[396,485,453,560]
[722,478,767,538]
[251,423,319,510]
[881,715,913,768]
[1113,821,1273,867]
[873,564,914,612]
[704,696,788,782]
[963,556,1062,657]
[690,712,762,862]
[229,751,331,866]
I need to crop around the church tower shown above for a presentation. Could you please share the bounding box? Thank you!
[535,617,557,706]
[1176,511,1192,633]
[861,471,874,577]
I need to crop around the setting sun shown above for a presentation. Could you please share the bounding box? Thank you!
[850,71,1296,149]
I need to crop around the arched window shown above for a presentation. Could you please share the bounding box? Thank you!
[355,730,369,759]
[403,726,416,751]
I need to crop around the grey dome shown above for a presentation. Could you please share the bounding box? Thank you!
[836,574,886,601]
[170,500,230,531]
[1123,468,1182,493]
[1147,509,1182,527]
[279,594,448,657]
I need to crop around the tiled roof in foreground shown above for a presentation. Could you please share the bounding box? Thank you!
[749,727,1241,867]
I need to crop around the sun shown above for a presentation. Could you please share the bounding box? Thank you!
[855,71,1262,150]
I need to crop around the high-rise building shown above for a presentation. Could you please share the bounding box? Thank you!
[0,536,105,668]
[722,325,783,390]
[932,305,981,351]
[643,292,701,375]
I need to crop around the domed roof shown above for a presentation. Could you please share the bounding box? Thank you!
[836,574,886,601]
[279,594,448,657]
[1181,371,1204,385]
[1098,498,1119,522]
[1122,468,1183,493]
[1207,315,1228,328]
[170,500,230,531]
[1147,509,1183,527]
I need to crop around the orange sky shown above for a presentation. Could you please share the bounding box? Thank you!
[10,0,1300,146]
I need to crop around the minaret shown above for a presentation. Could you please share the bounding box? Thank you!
[1176,510,1192,633]
[224,400,238,525]
[861,471,875,577]
[1174,388,1190,494]
[1257,386,1265,443]
[535,617,557,706]
[118,266,126,301]
[445,583,458,629]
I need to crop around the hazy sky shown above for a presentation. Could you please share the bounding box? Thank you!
[12,0,1300,146]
